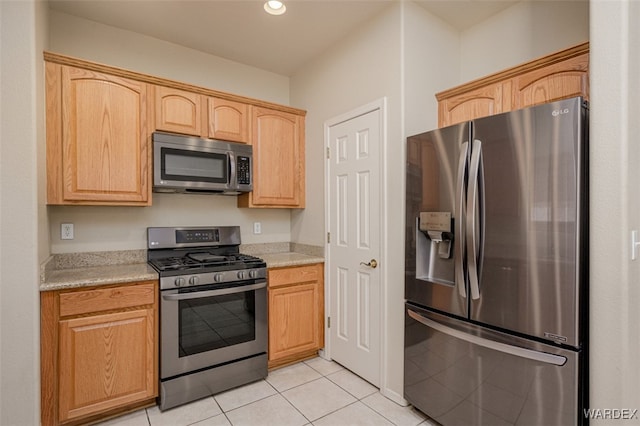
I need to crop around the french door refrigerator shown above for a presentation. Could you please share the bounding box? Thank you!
[404,97,588,426]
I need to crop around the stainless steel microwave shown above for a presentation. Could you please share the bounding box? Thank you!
[153,132,252,195]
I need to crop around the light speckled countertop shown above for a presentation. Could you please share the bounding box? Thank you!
[40,263,158,292]
[259,252,324,268]
[40,244,324,292]
[242,242,324,268]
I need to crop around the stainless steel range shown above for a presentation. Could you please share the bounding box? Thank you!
[147,226,267,411]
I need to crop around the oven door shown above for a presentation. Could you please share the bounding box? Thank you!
[160,280,267,379]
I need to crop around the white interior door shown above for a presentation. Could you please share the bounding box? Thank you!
[327,108,381,386]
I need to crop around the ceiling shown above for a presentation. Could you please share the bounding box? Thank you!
[48,0,520,76]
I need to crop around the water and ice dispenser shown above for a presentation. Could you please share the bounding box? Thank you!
[415,212,455,285]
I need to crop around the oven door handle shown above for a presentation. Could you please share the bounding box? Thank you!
[161,281,266,301]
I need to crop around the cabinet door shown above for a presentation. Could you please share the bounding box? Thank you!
[207,97,249,143]
[58,308,156,423]
[239,107,305,208]
[512,53,589,109]
[268,264,323,368]
[438,82,508,127]
[155,86,202,136]
[269,282,322,363]
[52,65,150,204]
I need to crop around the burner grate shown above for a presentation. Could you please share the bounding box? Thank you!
[149,252,265,272]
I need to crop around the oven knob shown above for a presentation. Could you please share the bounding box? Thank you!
[214,274,223,283]
[174,277,186,287]
[249,270,258,279]
[189,276,200,286]
[237,271,247,280]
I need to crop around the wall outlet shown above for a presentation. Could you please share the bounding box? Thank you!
[253,222,262,235]
[61,223,74,240]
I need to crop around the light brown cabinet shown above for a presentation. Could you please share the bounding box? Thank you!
[438,81,509,128]
[511,53,589,110]
[155,86,202,136]
[41,281,158,425]
[45,51,307,209]
[238,107,306,208]
[437,42,589,127]
[46,63,151,205]
[268,263,323,368]
[155,87,250,143]
[207,97,250,143]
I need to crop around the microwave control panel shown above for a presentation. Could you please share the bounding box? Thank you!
[237,156,251,185]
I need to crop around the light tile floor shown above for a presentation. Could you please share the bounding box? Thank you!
[97,357,437,426]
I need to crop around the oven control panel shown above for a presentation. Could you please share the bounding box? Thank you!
[148,226,241,249]
[176,229,220,244]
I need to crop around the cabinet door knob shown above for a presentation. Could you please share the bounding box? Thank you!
[360,259,378,269]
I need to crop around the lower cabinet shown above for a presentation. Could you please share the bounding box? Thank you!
[41,281,158,425]
[268,263,324,369]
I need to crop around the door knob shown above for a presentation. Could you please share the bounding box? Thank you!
[360,259,378,269]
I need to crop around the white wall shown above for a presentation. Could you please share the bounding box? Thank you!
[403,1,460,136]
[461,0,589,81]
[589,0,640,418]
[289,0,459,401]
[50,11,290,104]
[49,194,292,253]
[290,1,405,400]
[48,11,295,253]
[0,0,47,423]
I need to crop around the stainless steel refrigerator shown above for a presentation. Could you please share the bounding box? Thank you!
[404,97,588,425]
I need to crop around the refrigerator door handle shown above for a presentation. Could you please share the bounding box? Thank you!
[407,309,567,366]
[467,139,482,300]
[455,141,469,298]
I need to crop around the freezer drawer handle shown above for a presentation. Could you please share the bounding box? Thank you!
[407,309,567,366]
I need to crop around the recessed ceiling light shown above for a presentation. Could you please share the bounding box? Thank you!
[264,0,286,15]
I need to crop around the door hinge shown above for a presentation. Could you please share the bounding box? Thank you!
[327,232,330,243]
[326,147,330,159]
[327,317,331,328]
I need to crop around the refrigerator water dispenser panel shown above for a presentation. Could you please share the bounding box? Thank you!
[415,213,455,287]
[419,212,453,259]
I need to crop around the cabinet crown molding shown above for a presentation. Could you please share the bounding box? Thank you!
[43,51,307,117]
[436,41,589,101]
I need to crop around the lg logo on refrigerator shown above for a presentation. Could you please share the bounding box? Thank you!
[552,108,570,117]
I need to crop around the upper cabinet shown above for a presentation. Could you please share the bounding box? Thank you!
[44,52,306,208]
[46,62,151,205]
[207,97,250,143]
[437,42,589,127]
[438,81,509,128]
[238,107,306,208]
[155,86,202,136]
[511,52,589,110]
[155,88,250,143]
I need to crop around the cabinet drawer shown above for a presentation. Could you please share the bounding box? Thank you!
[59,281,156,317]
[268,264,321,288]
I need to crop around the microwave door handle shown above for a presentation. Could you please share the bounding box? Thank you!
[162,281,267,301]
[228,151,237,188]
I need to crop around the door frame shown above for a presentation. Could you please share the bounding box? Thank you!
[323,97,388,390]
